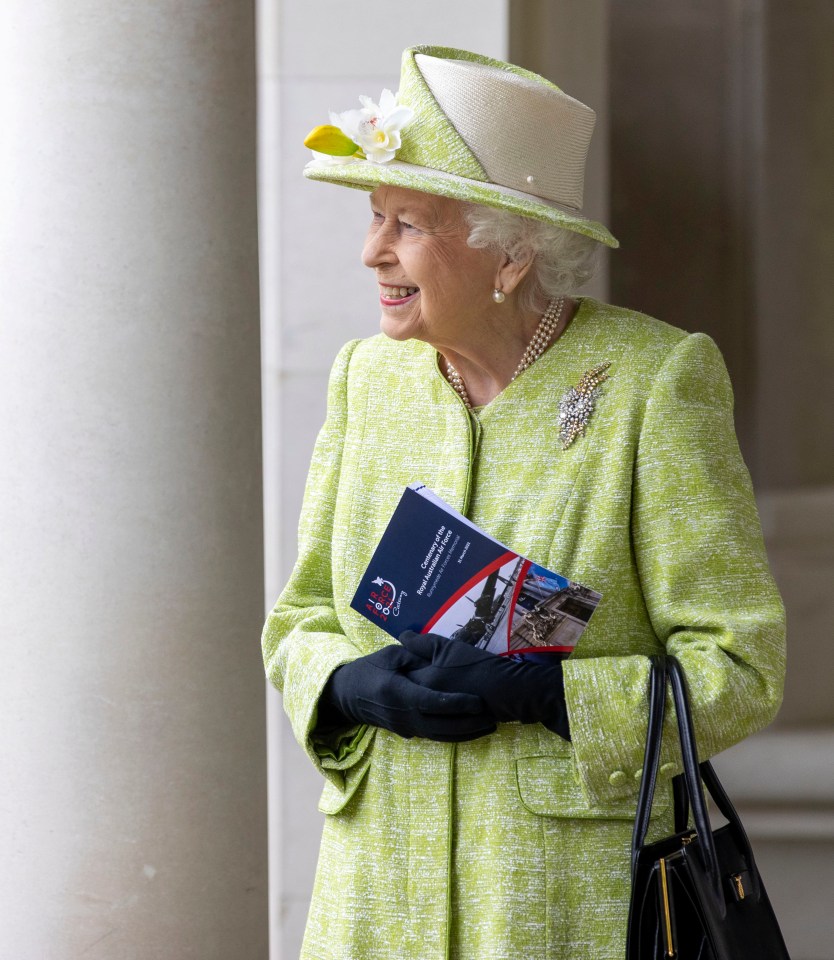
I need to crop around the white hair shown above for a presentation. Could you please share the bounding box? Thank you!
[462,203,600,314]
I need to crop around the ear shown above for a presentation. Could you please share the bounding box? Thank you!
[493,253,535,297]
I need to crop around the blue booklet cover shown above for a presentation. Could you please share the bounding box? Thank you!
[351,484,601,662]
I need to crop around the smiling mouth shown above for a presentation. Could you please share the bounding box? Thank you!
[379,284,420,305]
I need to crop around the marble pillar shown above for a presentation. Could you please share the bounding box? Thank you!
[0,3,266,957]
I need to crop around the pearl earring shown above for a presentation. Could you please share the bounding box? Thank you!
[492,288,506,304]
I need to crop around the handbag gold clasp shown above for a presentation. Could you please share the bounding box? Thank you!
[732,873,746,900]
[659,858,676,957]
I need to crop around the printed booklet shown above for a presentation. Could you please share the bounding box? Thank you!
[350,484,602,663]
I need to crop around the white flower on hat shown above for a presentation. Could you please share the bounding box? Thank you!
[331,89,414,164]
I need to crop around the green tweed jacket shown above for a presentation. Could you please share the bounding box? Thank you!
[262,298,785,960]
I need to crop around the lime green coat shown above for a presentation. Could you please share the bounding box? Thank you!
[262,298,785,960]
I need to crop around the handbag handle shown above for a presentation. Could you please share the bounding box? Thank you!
[631,655,718,888]
[630,654,668,875]
[666,657,721,888]
[631,655,759,905]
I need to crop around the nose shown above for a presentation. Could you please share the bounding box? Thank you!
[362,220,397,269]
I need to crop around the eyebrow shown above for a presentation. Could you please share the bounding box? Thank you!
[369,196,434,226]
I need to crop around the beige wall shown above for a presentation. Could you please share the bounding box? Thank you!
[757,2,834,490]
[607,0,759,447]
[606,0,834,720]
[606,0,834,497]
[510,0,611,301]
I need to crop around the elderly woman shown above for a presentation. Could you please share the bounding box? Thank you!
[262,46,785,960]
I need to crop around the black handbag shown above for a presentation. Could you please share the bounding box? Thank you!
[626,655,791,959]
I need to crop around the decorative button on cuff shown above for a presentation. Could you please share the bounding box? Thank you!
[608,770,627,786]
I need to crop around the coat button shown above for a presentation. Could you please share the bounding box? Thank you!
[660,762,679,776]
[608,770,627,786]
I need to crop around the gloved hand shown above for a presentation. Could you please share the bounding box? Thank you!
[318,643,497,743]
[399,630,571,741]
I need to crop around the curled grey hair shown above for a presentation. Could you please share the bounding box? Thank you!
[462,204,600,313]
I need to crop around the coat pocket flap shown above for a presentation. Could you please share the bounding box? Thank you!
[516,755,658,819]
[318,750,373,815]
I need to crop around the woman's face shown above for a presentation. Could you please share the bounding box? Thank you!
[362,186,502,348]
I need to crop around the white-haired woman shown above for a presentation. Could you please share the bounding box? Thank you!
[262,45,785,960]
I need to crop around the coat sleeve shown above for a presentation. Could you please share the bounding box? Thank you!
[563,332,786,806]
[261,338,375,790]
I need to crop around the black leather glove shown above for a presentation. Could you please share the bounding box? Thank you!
[318,643,497,743]
[399,630,571,741]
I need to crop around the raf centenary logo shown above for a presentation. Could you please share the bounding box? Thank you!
[365,577,405,622]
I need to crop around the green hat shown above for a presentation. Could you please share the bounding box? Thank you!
[303,45,618,248]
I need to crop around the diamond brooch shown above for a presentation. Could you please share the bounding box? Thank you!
[558,362,611,449]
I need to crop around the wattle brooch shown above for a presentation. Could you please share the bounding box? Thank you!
[559,362,611,449]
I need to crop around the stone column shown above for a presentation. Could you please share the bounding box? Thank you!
[0,3,267,958]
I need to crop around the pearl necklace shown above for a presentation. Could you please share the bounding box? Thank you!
[444,296,566,411]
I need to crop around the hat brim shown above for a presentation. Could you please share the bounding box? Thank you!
[304,159,619,248]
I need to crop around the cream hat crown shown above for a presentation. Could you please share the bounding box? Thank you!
[304,45,617,248]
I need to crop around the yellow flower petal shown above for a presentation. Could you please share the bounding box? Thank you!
[303,125,360,156]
